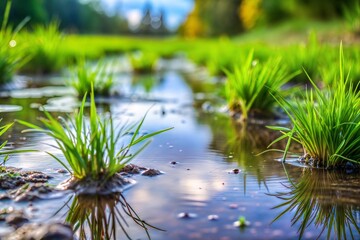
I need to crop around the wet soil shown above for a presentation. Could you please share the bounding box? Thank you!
[0,167,52,190]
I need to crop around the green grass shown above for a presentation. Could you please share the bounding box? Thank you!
[224,50,298,121]
[272,169,360,239]
[17,89,171,181]
[69,59,115,98]
[269,45,360,168]
[320,46,360,89]
[21,21,66,74]
[128,51,159,73]
[0,0,29,84]
[0,120,13,166]
[344,0,360,36]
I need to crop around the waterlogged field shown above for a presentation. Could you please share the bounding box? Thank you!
[0,54,359,239]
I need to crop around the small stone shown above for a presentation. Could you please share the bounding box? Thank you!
[177,212,197,219]
[6,213,29,228]
[4,222,74,240]
[208,214,219,221]
[56,169,68,174]
[229,204,238,209]
[141,169,162,177]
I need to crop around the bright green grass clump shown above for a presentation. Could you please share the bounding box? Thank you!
[21,22,66,74]
[225,51,297,121]
[269,46,360,168]
[69,59,114,98]
[0,0,29,84]
[17,90,171,181]
[128,52,159,73]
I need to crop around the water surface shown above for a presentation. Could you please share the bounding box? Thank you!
[0,62,359,239]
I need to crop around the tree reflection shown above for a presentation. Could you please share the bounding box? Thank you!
[65,193,163,240]
[271,169,360,239]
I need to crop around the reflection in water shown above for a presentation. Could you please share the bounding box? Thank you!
[131,74,162,94]
[203,112,284,188]
[271,169,360,239]
[65,193,163,240]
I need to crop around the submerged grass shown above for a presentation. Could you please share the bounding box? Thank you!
[225,51,298,121]
[17,89,171,182]
[269,45,360,168]
[69,59,114,98]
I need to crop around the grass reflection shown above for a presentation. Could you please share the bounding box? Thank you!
[131,74,162,94]
[272,169,360,239]
[65,193,163,240]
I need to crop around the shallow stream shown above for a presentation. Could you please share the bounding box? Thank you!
[0,59,359,239]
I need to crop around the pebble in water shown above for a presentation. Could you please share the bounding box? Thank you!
[177,212,197,219]
[207,214,219,221]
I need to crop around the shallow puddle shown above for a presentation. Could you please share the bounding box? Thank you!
[0,63,359,239]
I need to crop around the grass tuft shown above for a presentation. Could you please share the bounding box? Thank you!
[21,21,66,74]
[0,0,29,84]
[224,50,298,121]
[269,44,360,168]
[69,59,115,98]
[17,88,172,181]
[128,52,158,73]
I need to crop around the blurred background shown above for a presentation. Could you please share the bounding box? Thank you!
[1,0,358,37]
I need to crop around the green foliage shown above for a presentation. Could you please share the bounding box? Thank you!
[206,41,240,76]
[129,52,159,73]
[225,51,298,121]
[320,47,360,89]
[21,22,66,73]
[269,45,360,168]
[285,33,324,83]
[0,0,29,84]
[69,59,114,98]
[17,90,171,181]
[238,216,247,227]
[343,0,360,35]
[0,119,13,165]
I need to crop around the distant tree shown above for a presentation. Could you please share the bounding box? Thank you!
[181,0,243,36]
[0,0,47,26]
[1,0,129,34]
[180,4,204,37]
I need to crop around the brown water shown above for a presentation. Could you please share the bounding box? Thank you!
[0,63,359,239]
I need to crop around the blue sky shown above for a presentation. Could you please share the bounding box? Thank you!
[101,0,194,30]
